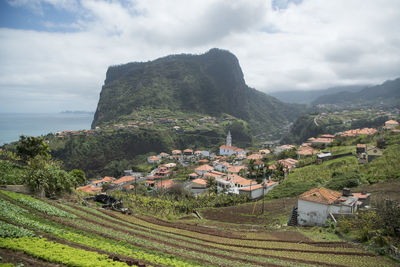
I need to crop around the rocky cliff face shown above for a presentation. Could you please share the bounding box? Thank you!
[92,48,303,133]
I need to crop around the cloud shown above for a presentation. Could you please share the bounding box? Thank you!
[0,0,400,112]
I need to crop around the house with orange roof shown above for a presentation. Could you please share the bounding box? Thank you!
[195,164,214,176]
[384,120,399,129]
[191,178,207,189]
[277,158,298,171]
[147,155,161,164]
[155,179,175,190]
[204,171,224,180]
[238,184,265,199]
[91,176,115,187]
[163,163,176,169]
[153,166,171,178]
[297,187,359,226]
[171,150,182,155]
[228,165,246,175]
[297,146,317,157]
[246,153,263,160]
[310,137,334,146]
[112,176,135,186]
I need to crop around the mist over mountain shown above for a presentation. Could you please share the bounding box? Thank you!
[312,77,400,106]
[269,85,367,104]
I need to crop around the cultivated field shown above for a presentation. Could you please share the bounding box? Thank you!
[0,190,397,267]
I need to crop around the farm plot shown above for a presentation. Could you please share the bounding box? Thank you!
[0,191,397,267]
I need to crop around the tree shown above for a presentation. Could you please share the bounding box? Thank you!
[16,135,50,162]
[69,169,87,186]
[206,177,217,194]
[274,162,285,182]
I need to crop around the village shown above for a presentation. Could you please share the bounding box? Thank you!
[76,119,399,226]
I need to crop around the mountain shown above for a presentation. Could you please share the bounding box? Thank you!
[312,78,400,106]
[92,48,304,134]
[269,85,367,104]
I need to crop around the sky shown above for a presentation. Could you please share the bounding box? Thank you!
[0,0,399,113]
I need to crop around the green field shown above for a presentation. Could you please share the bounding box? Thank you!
[0,190,397,266]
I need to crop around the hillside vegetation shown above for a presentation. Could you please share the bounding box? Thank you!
[92,48,305,134]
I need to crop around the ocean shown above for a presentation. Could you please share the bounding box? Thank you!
[0,113,94,145]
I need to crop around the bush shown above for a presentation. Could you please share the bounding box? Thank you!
[326,170,362,190]
[23,156,77,197]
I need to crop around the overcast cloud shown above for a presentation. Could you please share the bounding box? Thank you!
[0,0,399,112]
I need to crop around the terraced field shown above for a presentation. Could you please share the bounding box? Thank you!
[0,190,397,267]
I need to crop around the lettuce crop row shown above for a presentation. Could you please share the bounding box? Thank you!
[0,237,129,267]
[0,220,35,238]
[0,190,76,218]
[0,198,202,267]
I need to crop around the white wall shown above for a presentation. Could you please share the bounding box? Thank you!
[298,199,355,226]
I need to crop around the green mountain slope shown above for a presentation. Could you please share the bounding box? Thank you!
[92,48,303,134]
[312,77,400,106]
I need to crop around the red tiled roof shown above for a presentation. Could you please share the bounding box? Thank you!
[155,179,174,189]
[112,176,135,184]
[239,184,263,191]
[189,172,199,177]
[356,144,367,148]
[228,165,245,173]
[385,120,399,125]
[352,192,370,199]
[204,171,224,179]
[172,150,182,154]
[195,164,214,172]
[92,176,115,184]
[219,145,244,152]
[184,149,193,153]
[299,187,342,205]
[230,174,256,186]
[192,178,207,185]
[247,154,263,160]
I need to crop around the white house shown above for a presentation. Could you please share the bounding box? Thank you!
[213,161,232,172]
[297,187,358,226]
[238,184,265,199]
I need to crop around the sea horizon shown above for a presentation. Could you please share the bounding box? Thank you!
[0,112,94,146]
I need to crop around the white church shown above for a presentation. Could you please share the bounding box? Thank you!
[219,131,246,156]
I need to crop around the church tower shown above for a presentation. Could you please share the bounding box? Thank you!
[226,131,232,147]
